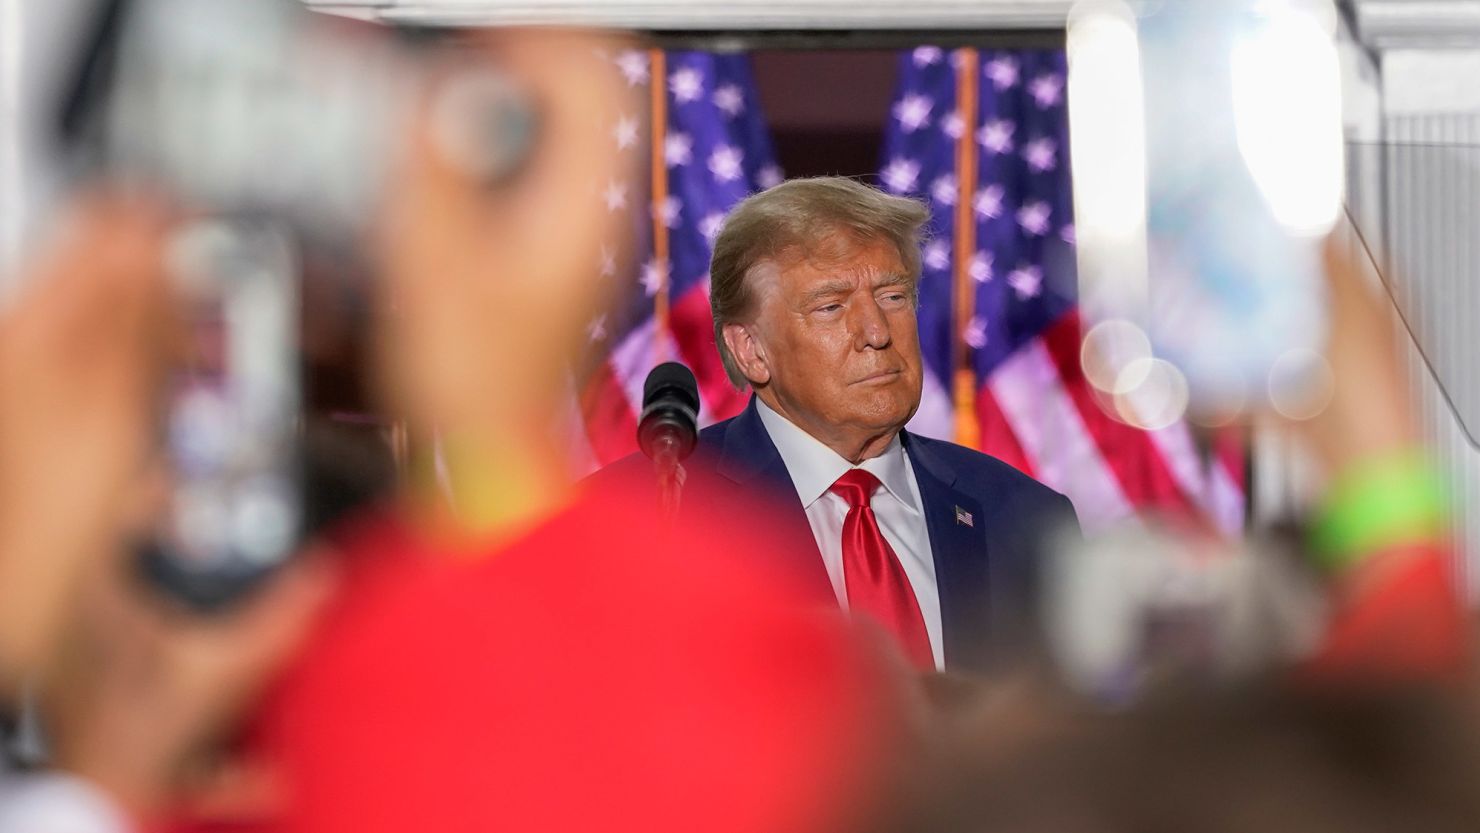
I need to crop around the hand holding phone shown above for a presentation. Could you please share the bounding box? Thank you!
[1069,0,1344,426]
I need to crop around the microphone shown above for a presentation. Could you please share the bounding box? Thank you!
[638,361,700,465]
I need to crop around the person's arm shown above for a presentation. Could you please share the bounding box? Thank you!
[1303,452,1464,680]
[1296,239,1466,680]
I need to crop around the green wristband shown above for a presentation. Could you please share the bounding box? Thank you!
[1309,450,1448,574]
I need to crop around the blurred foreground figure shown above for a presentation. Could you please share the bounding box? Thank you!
[869,235,1477,833]
[593,178,1080,674]
[0,199,171,689]
[0,199,335,829]
[883,685,1480,833]
[0,24,898,833]
[147,31,896,833]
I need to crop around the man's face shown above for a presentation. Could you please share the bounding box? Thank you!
[745,235,923,459]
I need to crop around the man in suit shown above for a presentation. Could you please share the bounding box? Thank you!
[595,176,1079,674]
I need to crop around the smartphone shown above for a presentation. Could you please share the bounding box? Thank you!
[136,221,303,611]
[1069,0,1342,424]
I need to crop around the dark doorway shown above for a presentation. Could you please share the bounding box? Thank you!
[750,50,899,182]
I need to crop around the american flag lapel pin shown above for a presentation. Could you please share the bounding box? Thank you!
[955,506,974,527]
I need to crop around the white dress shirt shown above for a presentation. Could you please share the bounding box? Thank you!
[754,398,944,670]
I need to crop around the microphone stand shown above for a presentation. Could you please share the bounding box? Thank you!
[651,432,688,529]
[637,362,699,532]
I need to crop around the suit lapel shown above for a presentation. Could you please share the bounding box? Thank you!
[716,398,793,489]
[712,407,996,661]
[902,432,991,671]
[716,398,833,601]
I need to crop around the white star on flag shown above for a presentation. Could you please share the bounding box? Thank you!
[655,195,683,228]
[712,84,745,117]
[977,119,1015,155]
[923,240,950,271]
[973,184,1005,219]
[708,145,744,183]
[930,174,958,207]
[984,56,1020,90]
[1017,201,1052,236]
[613,115,639,150]
[615,51,649,87]
[603,181,628,212]
[941,110,965,140]
[893,94,934,133]
[1023,137,1058,173]
[881,157,921,194]
[699,212,726,244]
[756,164,784,190]
[912,46,943,67]
[587,314,608,343]
[965,316,989,349]
[1029,74,1064,108]
[641,258,669,296]
[1007,264,1044,299]
[969,251,994,283]
[670,67,705,103]
[600,245,617,278]
[664,132,693,167]
[1060,224,1077,245]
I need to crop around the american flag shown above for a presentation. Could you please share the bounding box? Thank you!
[570,50,780,470]
[572,46,1244,536]
[883,47,1245,534]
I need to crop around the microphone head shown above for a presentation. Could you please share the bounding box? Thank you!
[638,362,700,462]
[642,361,699,413]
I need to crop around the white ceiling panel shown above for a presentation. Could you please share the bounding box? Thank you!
[306,0,1077,30]
[1351,0,1480,48]
[307,0,1480,51]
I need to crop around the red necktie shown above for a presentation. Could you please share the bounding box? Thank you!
[829,470,934,670]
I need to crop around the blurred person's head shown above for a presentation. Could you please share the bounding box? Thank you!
[876,682,1480,833]
[711,177,929,463]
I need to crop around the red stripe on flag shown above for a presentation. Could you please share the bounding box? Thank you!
[581,361,641,465]
[669,283,750,423]
[975,386,1036,478]
[1214,425,1247,494]
[1038,311,1204,523]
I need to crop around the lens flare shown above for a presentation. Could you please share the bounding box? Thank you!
[1230,3,1344,236]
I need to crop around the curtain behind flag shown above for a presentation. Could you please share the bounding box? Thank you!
[573,50,783,472]
[881,47,1246,535]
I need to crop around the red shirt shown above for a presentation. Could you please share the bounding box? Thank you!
[186,480,893,833]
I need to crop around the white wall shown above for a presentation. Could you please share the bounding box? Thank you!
[1377,49,1480,597]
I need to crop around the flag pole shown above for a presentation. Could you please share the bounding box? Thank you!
[649,48,671,362]
[952,49,981,450]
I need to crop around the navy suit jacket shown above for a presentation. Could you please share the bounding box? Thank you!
[590,397,1080,673]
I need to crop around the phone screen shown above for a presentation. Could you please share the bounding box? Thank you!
[140,221,302,610]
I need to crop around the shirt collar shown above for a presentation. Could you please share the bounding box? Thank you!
[753,396,919,514]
